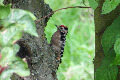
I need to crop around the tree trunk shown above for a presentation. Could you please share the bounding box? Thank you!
[4,0,58,80]
[94,0,120,80]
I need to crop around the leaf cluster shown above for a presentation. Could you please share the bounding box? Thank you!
[0,1,38,80]
[89,0,120,14]
[90,0,120,80]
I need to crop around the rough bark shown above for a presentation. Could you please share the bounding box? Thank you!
[94,0,120,80]
[4,0,58,80]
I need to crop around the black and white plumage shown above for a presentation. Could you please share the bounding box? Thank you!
[50,25,68,63]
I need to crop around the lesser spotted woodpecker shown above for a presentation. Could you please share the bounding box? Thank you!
[50,25,68,63]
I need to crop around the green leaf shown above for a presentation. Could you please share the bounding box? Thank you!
[0,57,30,79]
[97,15,120,80]
[5,9,36,23]
[95,48,118,80]
[0,68,14,80]
[0,9,38,46]
[2,9,38,37]
[110,38,120,66]
[0,45,29,78]
[102,16,120,55]
[0,47,15,66]
[11,57,30,76]
[0,0,4,5]
[13,44,20,54]
[0,5,11,19]
[0,44,19,66]
[88,0,98,10]
[114,38,120,57]
[26,10,37,20]
[102,0,120,14]
[95,66,118,80]
[18,14,38,37]
[0,24,23,46]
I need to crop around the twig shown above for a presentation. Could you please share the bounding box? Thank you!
[35,6,91,24]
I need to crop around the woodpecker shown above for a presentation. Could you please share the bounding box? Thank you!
[50,25,68,63]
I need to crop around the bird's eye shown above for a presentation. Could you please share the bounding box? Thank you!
[61,27,64,29]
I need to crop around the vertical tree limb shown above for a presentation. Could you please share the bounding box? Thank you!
[94,0,120,80]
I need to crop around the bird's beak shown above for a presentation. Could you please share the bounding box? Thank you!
[55,25,58,28]
[55,25,60,30]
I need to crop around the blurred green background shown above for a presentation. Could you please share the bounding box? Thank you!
[44,0,95,80]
